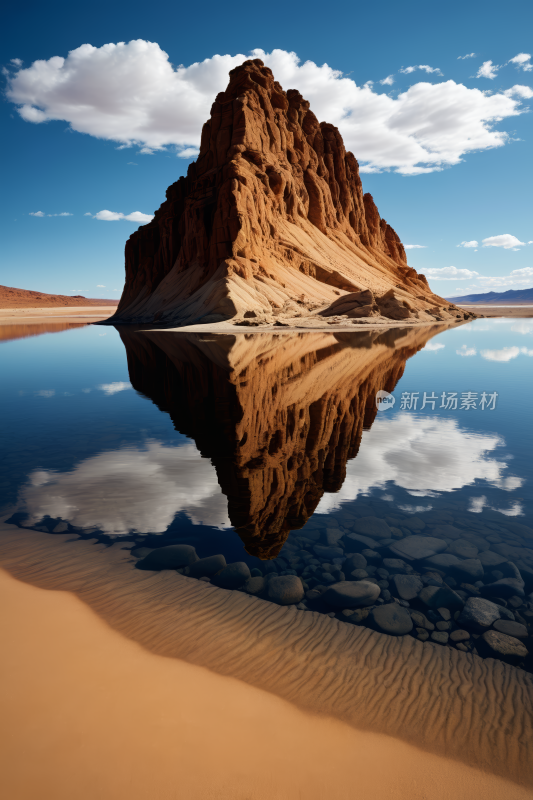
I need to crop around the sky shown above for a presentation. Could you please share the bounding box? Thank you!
[1,0,532,300]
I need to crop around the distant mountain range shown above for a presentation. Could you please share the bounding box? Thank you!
[446,288,533,305]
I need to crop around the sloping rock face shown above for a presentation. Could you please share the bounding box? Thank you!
[119,324,443,557]
[111,60,463,327]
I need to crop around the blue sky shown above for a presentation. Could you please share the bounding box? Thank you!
[1,0,532,300]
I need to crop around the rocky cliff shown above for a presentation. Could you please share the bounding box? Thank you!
[111,60,466,327]
[120,325,445,557]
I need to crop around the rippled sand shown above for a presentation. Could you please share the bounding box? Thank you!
[0,523,532,798]
[2,567,532,800]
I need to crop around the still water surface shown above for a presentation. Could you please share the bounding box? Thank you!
[1,319,532,558]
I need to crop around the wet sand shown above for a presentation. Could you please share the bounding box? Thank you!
[0,522,532,797]
[1,567,532,800]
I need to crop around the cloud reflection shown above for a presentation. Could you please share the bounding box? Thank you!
[315,413,522,513]
[18,440,231,535]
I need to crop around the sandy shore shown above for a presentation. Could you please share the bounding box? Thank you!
[458,305,533,318]
[2,569,532,800]
[0,306,118,324]
[0,522,532,799]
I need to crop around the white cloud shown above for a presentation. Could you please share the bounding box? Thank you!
[425,266,479,280]
[404,244,426,249]
[521,347,533,356]
[35,389,55,397]
[10,58,23,67]
[456,345,477,356]
[96,284,105,287]
[98,381,132,395]
[458,240,478,248]
[379,75,395,86]
[400,65,443,75]
[482,234,526,250]
[6,42,532,175]
[314,413,522,512]
[509,53,533,72]
[127,161,138,165]
[29,210,72,217]
[503,85,533,98]
[476,60,499,79]
[84,212,92,216]
[93,209,154,223]
[458,53,476,60]
[16,440,231,535]
[457,267,533,291]
[481,346,520,362]
[177,146,200,158]
[422,342,445,351]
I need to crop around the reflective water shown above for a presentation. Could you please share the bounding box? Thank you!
[1,318,532,659]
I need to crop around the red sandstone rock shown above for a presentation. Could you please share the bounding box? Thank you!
[111,60,464,327]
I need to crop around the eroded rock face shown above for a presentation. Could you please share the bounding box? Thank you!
[119,324,444,558]
[110,60,465,327]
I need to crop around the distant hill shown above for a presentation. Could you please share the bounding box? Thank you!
[0,285,118,309]
[446,288,533,305]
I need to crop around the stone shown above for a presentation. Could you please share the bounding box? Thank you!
[212,562,251,589]
[436,621,450,631]
[345,533,380,552]
[325,528,344,546]
[342,553,367,572]
[369,604,413,636]
[250,568,263,578]
[244,576,266,595]
[480,579,525,600]
[402,516,425,531]
[423,554,461,571]
[111,59,450,329]
[450,629,470,642]
[131,547,155,559]
[456,642,469,652]
[479,630,528,662]
[352,516,392,540]
[382,558,409,574]
[313,545,344,561]
[449,558,484,583]
[418,585,464,611]
[431,524,463,540]
[478,551,509,568]
[267,576,305,605]
[431,631,449,644]
[340,608,369,624]
[457,597,500,631]
[446,539,479,559]
[137,544,198,570]
[391,574,423,601]
[389,536,448,562]
[416,628,429,641]
[409,610,435,631]
[188,554,227,578]
[360,548,381,562]
[350,569,369,580]
[323,580,381,609]
[492,620,528,639]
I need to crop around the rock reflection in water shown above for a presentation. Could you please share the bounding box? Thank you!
[119,325,444,557]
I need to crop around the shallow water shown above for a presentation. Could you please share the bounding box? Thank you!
[1,318,532,667]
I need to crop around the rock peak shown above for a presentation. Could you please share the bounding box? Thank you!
[112,61,466,327]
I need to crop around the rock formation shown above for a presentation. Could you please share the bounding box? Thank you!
[110,60,468,327]
[119,324,446,557]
